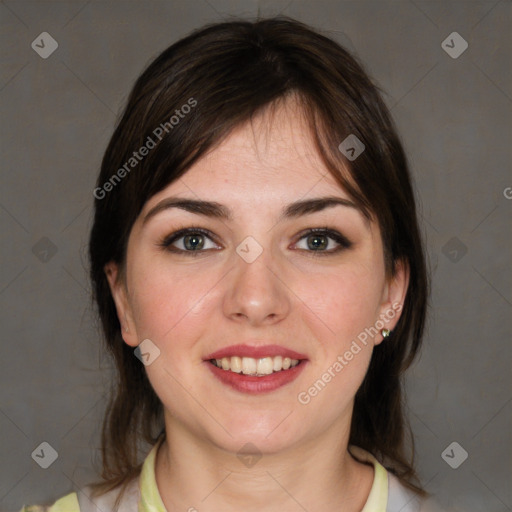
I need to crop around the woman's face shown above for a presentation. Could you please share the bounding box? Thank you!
[106,99,408,456]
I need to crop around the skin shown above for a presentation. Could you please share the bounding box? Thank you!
[105,96,409,511]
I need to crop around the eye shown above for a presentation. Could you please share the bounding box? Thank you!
[293,228,352,256]
[158,227,220,256]
[158,226,352,257]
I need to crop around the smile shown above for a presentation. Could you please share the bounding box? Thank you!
[210,355,301,376]
[205,358,307,394]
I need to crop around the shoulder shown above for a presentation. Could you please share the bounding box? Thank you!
[387,472,448,512]
[349,445,447,512]
[19,492,80,512]
[75,478,140,512]
[19,476,140,512]
[20,437,160,512]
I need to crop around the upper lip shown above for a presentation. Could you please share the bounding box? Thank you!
[204,344,308,361]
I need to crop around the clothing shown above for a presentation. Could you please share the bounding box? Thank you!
[19,438,442,511]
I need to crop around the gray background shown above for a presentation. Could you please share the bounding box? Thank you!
[0,1,510,511]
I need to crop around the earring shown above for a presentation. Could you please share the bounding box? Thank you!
[381,328,391,338]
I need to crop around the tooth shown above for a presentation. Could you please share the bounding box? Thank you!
[257,357,274,375]
[242,357,257,375]
[211,354,302,375]
[230,356,242,373]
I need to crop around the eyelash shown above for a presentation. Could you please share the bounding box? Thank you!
[157,226,353,258]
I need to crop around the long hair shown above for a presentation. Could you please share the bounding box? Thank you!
[88,16,430,507]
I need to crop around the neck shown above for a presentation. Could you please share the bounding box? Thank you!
[154,415,374,512]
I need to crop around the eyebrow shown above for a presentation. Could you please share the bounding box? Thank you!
[142,195,364,225]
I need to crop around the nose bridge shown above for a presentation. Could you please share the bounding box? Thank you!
[223,234,290,324]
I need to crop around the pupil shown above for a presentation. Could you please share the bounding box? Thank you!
[185,234,204,250]
[309,235,327,250]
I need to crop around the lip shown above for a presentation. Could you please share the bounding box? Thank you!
[204,344,308,361]
[205,359,308,394]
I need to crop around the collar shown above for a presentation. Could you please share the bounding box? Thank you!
[138,437,388,511]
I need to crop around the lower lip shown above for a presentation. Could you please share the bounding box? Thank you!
[204,360,308,394]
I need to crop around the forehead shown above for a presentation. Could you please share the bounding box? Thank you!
[147,98,350,207]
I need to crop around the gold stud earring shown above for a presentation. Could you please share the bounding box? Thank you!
[381,328,391,338]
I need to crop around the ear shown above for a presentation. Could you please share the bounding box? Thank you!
[374,259,409,346]
[104,261,139,347]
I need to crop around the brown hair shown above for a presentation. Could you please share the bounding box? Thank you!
[88,15,430,506]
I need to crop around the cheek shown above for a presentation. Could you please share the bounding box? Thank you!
[128,258,217,350]
[294,263,385,349]
[294,268,380,417]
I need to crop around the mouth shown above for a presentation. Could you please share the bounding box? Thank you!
[208,355,302,376]
[203,344,308,394]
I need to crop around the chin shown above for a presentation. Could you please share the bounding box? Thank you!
[208,413,304,455]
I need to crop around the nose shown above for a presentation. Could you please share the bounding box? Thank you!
[223,244,291,326]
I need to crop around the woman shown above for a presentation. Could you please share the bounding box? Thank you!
[21,16,442,512]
